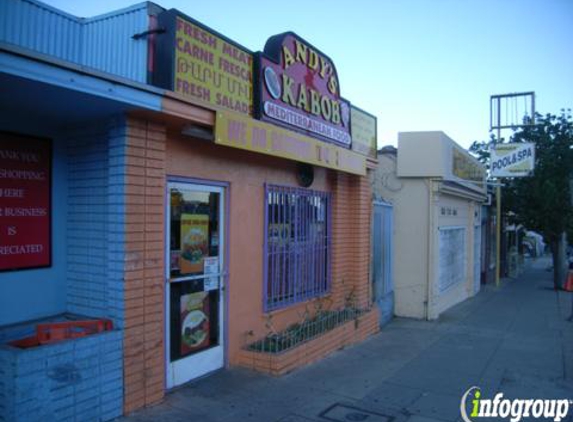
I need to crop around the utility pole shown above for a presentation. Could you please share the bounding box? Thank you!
[489,92,535,288]
[495,103,502,288]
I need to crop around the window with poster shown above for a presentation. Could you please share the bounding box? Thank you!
[438,226,467,293]
[168,183,223,362]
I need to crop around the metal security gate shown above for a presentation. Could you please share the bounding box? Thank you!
[371,201,393,326]
[473,224,482,294]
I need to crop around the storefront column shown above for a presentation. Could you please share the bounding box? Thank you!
[120,117,167,413]
[330,171,374,311]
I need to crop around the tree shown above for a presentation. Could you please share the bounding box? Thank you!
[470,110,573,290]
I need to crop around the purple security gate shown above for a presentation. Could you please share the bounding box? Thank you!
[264,185,331,312]
[372,200,394,325]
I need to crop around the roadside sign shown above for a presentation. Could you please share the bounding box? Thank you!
[490,143,535,177]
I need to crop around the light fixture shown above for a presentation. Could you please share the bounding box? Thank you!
[296,163,314,187]
[181,124,214,141]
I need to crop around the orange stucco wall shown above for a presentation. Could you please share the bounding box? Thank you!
[167,132,334,364]
[166,129,376,367]
[121,117,376,415]
[119,108,376,416]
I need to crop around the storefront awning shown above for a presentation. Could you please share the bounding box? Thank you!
[440,180,488,203]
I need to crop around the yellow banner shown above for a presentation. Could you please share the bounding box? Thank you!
[350,107,377,159]
[215,111,366,176]
[452,148,485,182]
[174,17,253,115]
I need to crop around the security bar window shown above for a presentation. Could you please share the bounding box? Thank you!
[264,185,331,311]
[438,226,467,293]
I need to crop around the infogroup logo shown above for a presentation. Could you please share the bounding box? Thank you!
[460,386,572,422]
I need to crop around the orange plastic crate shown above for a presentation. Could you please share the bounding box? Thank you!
[36,319,113,345]
[565,271,573,292]
[8,335,40,349]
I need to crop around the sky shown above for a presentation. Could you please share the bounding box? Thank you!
[41,0,573,149]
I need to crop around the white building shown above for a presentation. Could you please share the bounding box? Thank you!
[372,132,487,320]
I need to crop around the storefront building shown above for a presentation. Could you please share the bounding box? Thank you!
[372,132,486,320]
[0,1,379,420]
[480,189,497,285]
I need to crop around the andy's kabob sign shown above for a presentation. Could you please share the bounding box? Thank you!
[256,33,352,148]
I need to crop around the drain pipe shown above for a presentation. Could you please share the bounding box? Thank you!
[425,178,440,320]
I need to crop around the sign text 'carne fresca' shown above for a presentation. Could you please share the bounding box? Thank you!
[154,11,254,115]
[256,33,352,148]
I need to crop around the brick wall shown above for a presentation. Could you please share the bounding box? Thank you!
[65,116,167,415]
[121,117,166,414]
[35,116,165,418]
[0,330,123,422]
[64,120,127,326]
[67,126,111,318]
[237,308,378,376]
[0,347,14,421]
[0,119,133,422]
[1,116,166,420]
[329,171,374,310]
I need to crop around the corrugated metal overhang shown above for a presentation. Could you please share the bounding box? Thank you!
[0,43,163,129]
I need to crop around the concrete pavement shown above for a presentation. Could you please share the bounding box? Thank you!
[120,257,572,422]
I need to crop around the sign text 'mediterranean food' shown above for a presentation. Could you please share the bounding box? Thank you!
[258,33,351,147]
[174,16,253,114]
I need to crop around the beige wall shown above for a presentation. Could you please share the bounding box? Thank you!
[430,193,480,319]
[372,149,483,320]
[372,152,429,319]
[397,132,450,178]
[397,131,486,196]
[394,179,430,319]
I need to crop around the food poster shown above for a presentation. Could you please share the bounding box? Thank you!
[180,291,210,355]
[179,214,209,274]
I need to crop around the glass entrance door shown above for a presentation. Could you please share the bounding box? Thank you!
[166,181,225,388]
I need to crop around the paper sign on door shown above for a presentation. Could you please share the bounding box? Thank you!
[204,257,219,291]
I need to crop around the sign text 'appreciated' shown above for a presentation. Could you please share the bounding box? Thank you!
[0,133,51,271]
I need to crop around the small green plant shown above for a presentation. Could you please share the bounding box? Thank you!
[247,307,365,354]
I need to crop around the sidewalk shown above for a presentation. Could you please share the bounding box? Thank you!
[121,257,573,422]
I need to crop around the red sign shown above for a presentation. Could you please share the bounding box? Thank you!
[0,133,51,271]
[257,33,352,148]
